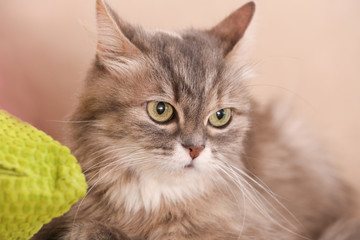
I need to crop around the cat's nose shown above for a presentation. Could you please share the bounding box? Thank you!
[182,145,205,159]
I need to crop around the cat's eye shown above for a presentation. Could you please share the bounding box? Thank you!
[208,108,232,128]
[147,101,174,123]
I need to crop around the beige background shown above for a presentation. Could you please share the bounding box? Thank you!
[0,1,359,191]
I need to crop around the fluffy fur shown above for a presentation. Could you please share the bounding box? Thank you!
[33,1,357,239]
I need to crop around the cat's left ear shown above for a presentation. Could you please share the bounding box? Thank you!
[207,2,255,57]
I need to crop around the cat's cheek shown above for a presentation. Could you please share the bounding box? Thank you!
[191,147,213,172]
[169,144,193,170]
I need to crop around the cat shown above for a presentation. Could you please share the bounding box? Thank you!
[33,0,359,239]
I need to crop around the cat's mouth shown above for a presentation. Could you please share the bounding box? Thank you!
[184,162,194,169]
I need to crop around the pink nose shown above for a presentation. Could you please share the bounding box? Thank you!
[183,145,205,159]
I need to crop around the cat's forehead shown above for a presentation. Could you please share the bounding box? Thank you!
[143,30,225,103]
[148,30,223,77]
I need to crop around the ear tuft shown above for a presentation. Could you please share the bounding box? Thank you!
[208,2,255,56]
[95,0,140,64]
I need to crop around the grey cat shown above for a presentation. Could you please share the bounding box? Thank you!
[33,0,359,239]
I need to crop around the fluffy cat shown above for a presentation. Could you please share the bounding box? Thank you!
[33,0,358,239]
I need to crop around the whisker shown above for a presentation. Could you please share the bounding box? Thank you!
[73,162,123,225]
[86,155,149,184]
[83,147,119,170]
[73,156,150,225]
[217,164,269,218]
[225,164,292,224]
[46,119,101,124]
[211,165,247,239]
[216,160,309,240]
[83,147,143,173]
[230,165,303,228]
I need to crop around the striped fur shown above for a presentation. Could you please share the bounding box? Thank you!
[33,1,357,239]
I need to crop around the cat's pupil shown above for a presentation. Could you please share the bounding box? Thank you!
[216,109,225,120]
[156,102,166,115]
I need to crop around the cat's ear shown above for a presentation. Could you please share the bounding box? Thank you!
[208,2,255,57]
[95,0,141,69]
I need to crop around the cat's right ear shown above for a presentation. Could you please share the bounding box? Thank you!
[95,0,141,70]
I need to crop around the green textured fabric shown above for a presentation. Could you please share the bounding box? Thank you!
[0,110,87,240]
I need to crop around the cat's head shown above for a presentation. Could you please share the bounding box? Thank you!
[72,0,255,193]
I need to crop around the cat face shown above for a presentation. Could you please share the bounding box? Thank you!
[71,0,255,202]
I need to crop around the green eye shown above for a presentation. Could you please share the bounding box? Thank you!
[208,108,232,128]
[147,101,174,123]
